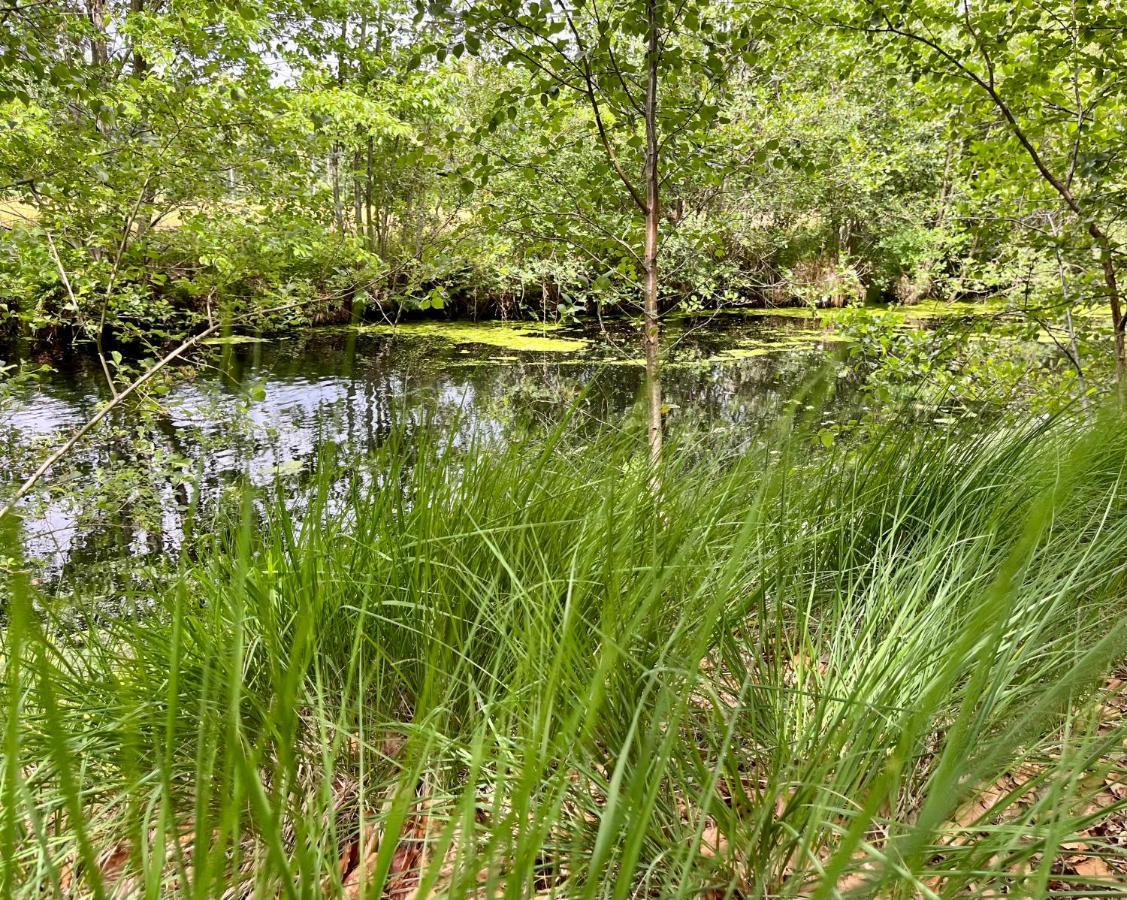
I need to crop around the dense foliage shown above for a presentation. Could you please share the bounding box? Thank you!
[2,1,1123,369]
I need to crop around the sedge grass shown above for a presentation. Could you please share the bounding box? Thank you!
[2,409,1127,897]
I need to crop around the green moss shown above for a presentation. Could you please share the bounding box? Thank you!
[357,321,588,353]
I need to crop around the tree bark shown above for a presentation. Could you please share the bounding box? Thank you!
[87,0,109,67]
[331,147,344,233]
[331,17,346,235]
[1094,234,1125,379]
[366,136,376,252]
[130,0,147,76]
[352,151,364,234]
[642,0,662,470]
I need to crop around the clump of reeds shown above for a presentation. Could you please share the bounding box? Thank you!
[2,409,1126,897]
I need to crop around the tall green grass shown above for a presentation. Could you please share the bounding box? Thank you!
[2,411,1127,897]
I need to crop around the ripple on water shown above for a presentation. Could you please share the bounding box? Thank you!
[4,393,93,435]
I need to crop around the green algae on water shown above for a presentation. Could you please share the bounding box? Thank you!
[357,321,588,353]
[679,300,1007,321]
[896,299,1006,319]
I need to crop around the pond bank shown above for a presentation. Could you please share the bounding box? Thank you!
[2,295,1005,359]
[5,411,1127,896]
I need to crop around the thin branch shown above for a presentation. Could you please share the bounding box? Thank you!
[550,9,648,213]
[45,232,118,398]
[0,322,220,523]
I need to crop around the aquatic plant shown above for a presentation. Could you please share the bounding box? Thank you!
[356,321,589,354]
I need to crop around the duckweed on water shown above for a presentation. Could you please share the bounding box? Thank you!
[356,320,589,353]
[897,299,1007,319]
[679,301,1007,322]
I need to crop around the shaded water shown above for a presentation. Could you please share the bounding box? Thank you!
[1,314,851,581]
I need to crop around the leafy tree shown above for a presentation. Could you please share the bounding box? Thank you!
[0,0,282,357]
[441,0,754,464]
[836,0,1127,380]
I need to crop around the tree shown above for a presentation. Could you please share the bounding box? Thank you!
[441,0,753,465]
[837,0,1127,381]
[0,0,282,354]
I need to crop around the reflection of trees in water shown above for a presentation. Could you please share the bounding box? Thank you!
[666,350,849,430]
[4,324,854,582]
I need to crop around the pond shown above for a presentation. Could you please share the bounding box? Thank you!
[1,311,864,583]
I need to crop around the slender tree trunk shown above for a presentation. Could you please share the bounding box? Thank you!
[352,151,364,234]
[129,0,147,76]
[376,136,399,259]
[87,0,109,66]
[331,147,344,233]
[366,136,376,252]
[642,0,662,470]
[331,17,347,235]
[86,0,111,138]
[353,11,369,238]
[1093,233,1125,379]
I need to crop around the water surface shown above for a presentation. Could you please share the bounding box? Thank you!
[2,313,852,580]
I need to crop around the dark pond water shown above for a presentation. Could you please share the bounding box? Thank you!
[1,313,854,582]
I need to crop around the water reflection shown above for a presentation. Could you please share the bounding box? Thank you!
[1,315,849,580]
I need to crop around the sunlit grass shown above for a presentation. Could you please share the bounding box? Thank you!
[2,410,1126,897]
